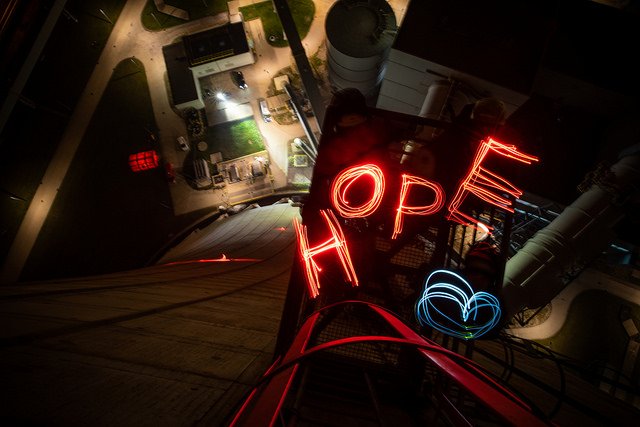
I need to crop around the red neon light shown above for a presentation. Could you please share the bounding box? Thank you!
[293,210,359,298]
[129,150,159,172]
[164,254,260,266]
[447,137,538,229]
[331,164,385,218]
[392,174,445,240]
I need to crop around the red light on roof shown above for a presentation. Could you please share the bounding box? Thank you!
[129,150,160,172]
[163,254,260,266]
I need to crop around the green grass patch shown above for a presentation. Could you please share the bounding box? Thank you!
[239,0,315,47]
[203,118,265,161]
[535,289,639,369]
[21,59,206,281]
[141,0,230,31]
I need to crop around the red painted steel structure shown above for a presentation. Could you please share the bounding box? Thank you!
[228,300,551,427]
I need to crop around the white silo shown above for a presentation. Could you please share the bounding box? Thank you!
[325,0,397,103]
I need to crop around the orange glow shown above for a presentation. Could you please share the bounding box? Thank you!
[164,254,260,265]
[129,150,159,172]
[392,174,445,239]
[293,210,359,298]
[331,164,385,218]
[447,137,538,230]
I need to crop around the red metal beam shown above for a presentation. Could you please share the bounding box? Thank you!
[228,301,550,427]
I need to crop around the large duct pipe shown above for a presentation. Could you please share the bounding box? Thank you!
[419,80,454,120]
[501,144,640,320]
[418,80,470,140]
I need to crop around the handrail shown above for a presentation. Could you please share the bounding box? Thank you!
[228,300,552,427]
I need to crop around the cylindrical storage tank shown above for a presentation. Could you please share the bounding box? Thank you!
[325,0,397,103]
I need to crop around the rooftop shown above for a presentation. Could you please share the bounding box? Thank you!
[161,42,198,105]
[393,0,556,94]
[183,22,249,67]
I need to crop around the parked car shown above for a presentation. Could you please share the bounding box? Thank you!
[258,98,272,122]
[231,71,248,89]
[177,136,189,151]
[186,108,199,120]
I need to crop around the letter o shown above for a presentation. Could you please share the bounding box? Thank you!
[331,164,385,218]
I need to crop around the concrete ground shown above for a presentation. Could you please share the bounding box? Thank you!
[506,268,640,341]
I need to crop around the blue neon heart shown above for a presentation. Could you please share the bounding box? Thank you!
[415,269,501,340]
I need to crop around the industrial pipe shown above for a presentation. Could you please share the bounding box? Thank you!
[501,143,640,320]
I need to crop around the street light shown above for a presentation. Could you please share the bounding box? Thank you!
[150,12,161,28]
[98,8,112,24]
[1,188,25,202]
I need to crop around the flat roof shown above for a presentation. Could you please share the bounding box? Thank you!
[183,22,249,67]
[393,0,556,94]
[543,0,640,96]
[162,42,198,105]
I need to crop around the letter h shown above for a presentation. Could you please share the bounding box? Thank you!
[293,209,359,298]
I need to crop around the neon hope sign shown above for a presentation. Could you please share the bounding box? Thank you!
[293,137,538,298]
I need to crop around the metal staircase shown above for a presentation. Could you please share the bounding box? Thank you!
[227,301,551,427]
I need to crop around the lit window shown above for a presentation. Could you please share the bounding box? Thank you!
[129,150,160,172]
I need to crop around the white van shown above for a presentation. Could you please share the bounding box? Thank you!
[258,98,272,122]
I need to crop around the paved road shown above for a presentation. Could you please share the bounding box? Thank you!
[1,0,205,283]
[0,0,410,284]
[1,0,148,284]
[0,1,299,283]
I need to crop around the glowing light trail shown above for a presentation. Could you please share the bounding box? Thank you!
[164,254,260,266]
[416,269,502,340]
[331,164,385,218]
[447,137,538,230]
[293,210,359,298]
[475,222,490,241]
[392,174,445,239]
